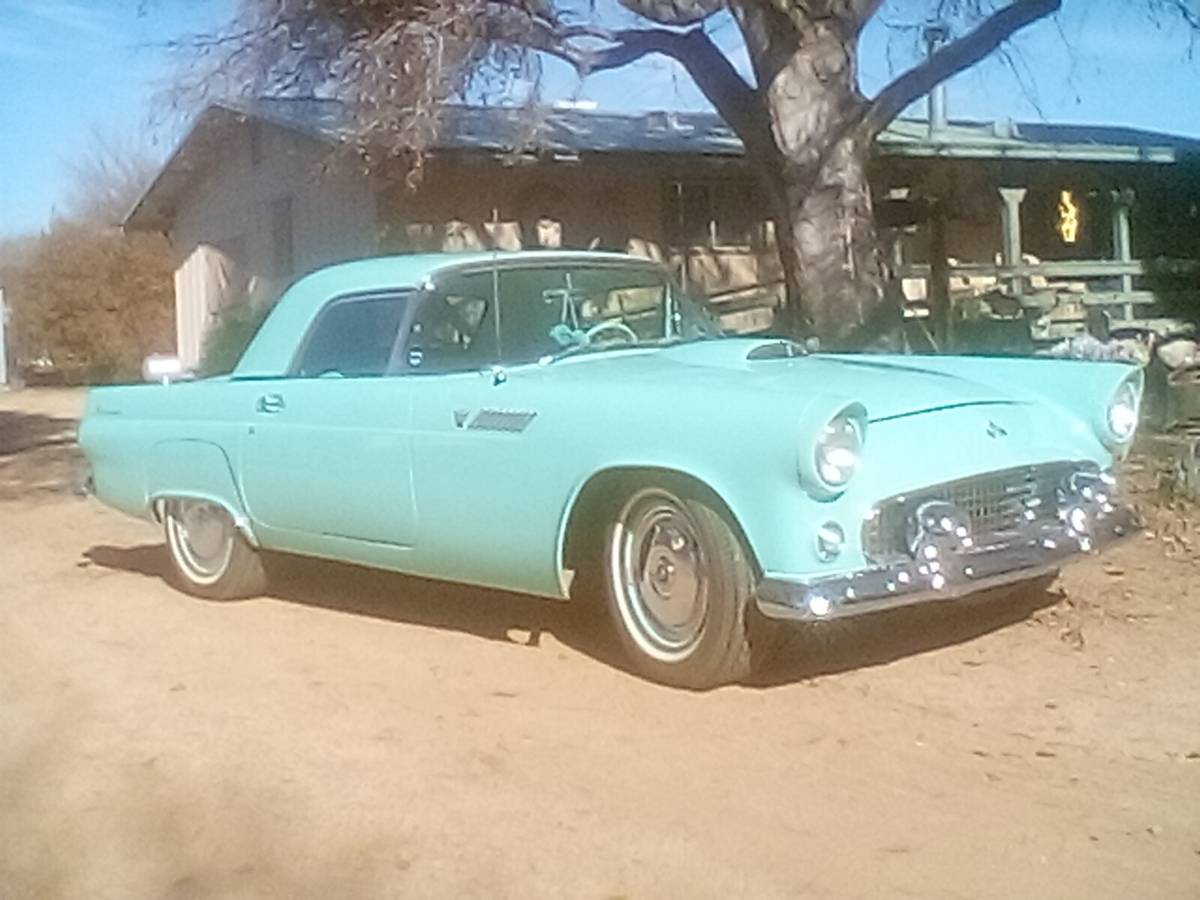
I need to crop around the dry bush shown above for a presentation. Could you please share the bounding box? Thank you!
[9,223,174,384]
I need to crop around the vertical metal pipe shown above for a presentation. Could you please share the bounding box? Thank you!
[929,84,948,136]
[924,24,950,137]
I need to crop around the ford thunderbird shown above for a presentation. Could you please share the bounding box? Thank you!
[79,251,1142,688]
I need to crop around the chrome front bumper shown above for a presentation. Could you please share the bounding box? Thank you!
[756,488,1137,623]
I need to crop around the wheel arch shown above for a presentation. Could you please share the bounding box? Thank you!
[150,493,261,548]
[146,439,259,547]
[556,465,761,598]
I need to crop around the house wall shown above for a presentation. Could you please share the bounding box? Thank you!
[170,122,378,366]
[164,119,1197,356]
[376,156,784,322]
[375,157,663,254]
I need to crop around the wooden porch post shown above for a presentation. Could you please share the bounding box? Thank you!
[1111,188,1135,301]
[928,202,952,349]
[998,187,1028,296]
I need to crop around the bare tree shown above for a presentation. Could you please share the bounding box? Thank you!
[168,0,1195,343]
[62,128,164,228]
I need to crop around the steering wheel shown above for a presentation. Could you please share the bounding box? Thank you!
[584,319,639,346]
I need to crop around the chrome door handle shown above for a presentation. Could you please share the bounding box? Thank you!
[256,393,285,414]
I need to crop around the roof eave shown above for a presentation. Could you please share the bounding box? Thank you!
[122,100,344,233]
[878,139,1180,164]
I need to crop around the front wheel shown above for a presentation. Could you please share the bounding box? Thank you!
[163,499,267,600]
[604,485,758,689]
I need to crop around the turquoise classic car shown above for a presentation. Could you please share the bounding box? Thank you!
[80,251,1142,688]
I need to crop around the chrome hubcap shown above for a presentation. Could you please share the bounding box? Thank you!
[168,500,234,584]
[612,491,708,661]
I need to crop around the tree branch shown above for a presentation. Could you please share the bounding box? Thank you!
[861,0,1061,137]
[514,20,774,158]
[589,27,775,156]
[615,0,724,28]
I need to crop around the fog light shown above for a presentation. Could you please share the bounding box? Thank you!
[807,593,832,617]
[815,522,845,562]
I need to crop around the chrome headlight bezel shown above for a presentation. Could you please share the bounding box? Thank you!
[1103,375,1142,447]
[803,405,867,497]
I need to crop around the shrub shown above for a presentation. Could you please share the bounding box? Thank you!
[8,223,174,383]
[199,300,273,376]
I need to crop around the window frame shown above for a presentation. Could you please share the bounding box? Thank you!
[394,276,500,377]
[283,256,699,381]
[395,258,684,372]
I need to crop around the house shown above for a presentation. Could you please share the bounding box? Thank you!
[124,98,1200,367]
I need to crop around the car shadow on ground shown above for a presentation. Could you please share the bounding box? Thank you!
[747,577,1061,687]
[83,543,1062,688]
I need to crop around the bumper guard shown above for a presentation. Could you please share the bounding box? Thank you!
[757,477,1137,622]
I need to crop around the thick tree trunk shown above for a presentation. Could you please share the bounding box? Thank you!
[759,36,886,346]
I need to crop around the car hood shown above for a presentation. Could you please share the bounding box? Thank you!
[543,339,1025,420]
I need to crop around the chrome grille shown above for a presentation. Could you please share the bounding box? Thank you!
[862,461,1085,562]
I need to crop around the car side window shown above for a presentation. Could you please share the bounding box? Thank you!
[404,272,498,373]
[292,293,408,378]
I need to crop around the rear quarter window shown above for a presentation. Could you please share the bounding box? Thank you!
[292,293,409,378]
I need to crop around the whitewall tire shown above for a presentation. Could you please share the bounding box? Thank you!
[163,499,267,600]
[604,485,756,689]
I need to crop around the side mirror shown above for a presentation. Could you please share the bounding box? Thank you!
[142,354,188,384]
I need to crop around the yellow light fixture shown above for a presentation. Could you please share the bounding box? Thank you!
[1057,190,1080,244]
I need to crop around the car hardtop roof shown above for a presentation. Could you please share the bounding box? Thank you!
[296,249,665,292]
[233,250,667,378]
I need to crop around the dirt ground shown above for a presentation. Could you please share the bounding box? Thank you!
[1,387,1198,900]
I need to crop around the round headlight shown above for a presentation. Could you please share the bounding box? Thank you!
[1106,379,1140,443]
[814,412,863,488]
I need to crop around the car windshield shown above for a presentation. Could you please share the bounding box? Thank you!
[426,263,723,369]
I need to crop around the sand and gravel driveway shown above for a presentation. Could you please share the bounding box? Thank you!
[2,387,1198,899]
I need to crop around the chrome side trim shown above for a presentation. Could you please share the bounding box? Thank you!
[469,409,537,433]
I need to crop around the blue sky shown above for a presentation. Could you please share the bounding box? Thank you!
[1,0,1198,238]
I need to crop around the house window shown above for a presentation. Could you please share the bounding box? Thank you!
[663,179,763,248]
[271,196,294,278]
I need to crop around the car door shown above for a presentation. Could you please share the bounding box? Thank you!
[392,267,560,590]
[400,262,655,597]
[239,290,418,548]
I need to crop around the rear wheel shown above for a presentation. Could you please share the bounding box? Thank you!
[163,499,267,600]
[604,485,757,689]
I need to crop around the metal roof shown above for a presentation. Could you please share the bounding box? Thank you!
[125,98,1200,231]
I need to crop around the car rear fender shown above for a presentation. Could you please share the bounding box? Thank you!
[146,439,259,547]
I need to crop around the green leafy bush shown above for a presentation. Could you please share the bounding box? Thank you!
[200,301,273,376]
